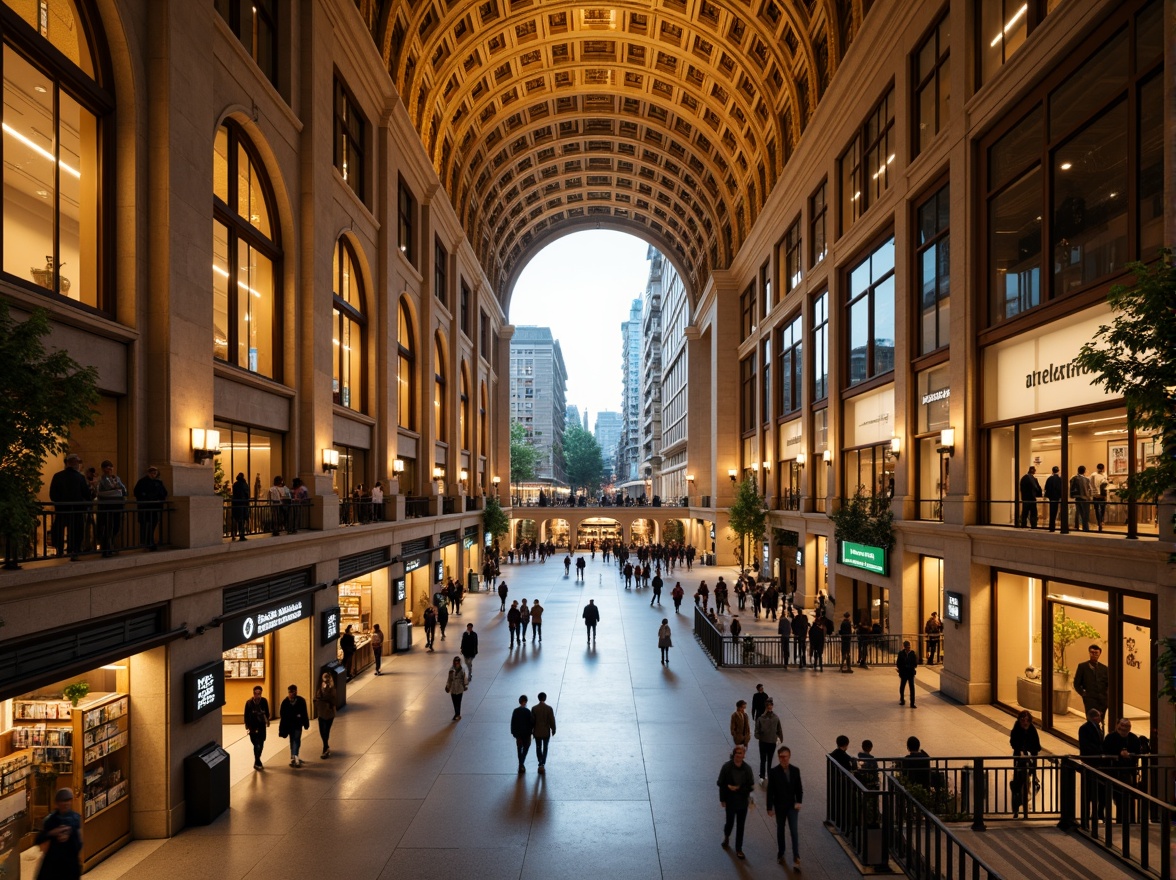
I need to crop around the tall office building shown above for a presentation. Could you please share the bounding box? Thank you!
[657,257,689,503]
[593,411,623,481]
[617,297,644,494]
[509,326,568,497]
[565,405,587,431]
[640,247,664,499]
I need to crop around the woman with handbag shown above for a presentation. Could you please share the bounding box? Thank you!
[445,657,467,721]
[658,619,673,664]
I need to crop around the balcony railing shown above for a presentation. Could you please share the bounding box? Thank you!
[405,498,431,518]
[223,500,310,538]
[340,499,384,526]
[4,501,173,567]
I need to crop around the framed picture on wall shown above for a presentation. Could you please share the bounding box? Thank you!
[1108,443,1129,476]
[1139,439,1160,468]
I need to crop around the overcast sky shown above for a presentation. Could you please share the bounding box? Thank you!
[509,230,653,425]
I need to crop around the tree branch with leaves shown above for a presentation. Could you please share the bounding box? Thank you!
[727,475,768,572]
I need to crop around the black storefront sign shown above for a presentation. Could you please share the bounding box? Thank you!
[393,577,406,603]
[183,660,226,722]
[403,551,430,574]
[320,606,341,646]
[433,560,445,583]
[222,591,316,650]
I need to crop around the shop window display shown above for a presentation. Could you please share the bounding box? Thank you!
[0,665,130,873]
[338,578,375,673]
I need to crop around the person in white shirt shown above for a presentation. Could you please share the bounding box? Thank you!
[1089,464,1108,532]
[371,481,384,521]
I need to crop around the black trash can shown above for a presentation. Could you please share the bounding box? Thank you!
[467,570,479,593]
[322,661,348,709]
[184,741,230,825]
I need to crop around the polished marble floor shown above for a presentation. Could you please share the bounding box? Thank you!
[85,554,1076,879]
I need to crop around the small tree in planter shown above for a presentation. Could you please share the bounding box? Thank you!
[1036,606,1102,698]
[727,475,768,574]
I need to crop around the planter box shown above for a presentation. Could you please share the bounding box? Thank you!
[1016,676,1071,714]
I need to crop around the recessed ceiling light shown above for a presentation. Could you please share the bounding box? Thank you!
[33,85,47,93]
[35,189,48,198]
[1059,162,1072,170]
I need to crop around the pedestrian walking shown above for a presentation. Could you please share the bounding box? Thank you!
[576,556,586,580]
[766,746,804,870]
[277,684,310,767]
[313,672,337,758]
[671,582,684,612]
[658,618,673,664]
[924,612,943,664]
[244,684,270,771]
[751,683,769,723]
[808,617,825,671]
[583,598,600,645]
[717,745,755,860]
[837,613,854,672]
[777,616,790,669]
[460,623,478,679]
[531,692,556,773]
[371,623,385,674]
[511,695,533,773]
[498,580,509,611]
[651,571,663,605]
[445,657,467,721]
[1073,644,1109,720]
[436,598,449,642]
[896,640,919,707]
[230,472,250,541]
[519,598,530,641]
[35,788,83,880]
[698,580,710,612]
[1009,709,1041,818]
[423,605,437,651]
[49,453,90,560]
[507,600,522,648]
[791,611,808,668]
[754,699,784,782]
[1018,465,1043,528]
[530,600,544,642]
[730,700,751,750]
[132,465,168,549]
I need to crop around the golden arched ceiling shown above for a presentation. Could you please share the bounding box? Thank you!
[356,1,868,305]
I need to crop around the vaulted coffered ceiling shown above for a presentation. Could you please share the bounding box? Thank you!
[355,1,869,304]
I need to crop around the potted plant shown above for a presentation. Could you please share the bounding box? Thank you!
[62,681,89,706]
[1034,607,1101,714]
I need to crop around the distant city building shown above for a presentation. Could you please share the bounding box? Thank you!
[593,411,623,480]
[509,326,568,498]
[566,404,588,430]
[640,246,664,501]
[657,256,689,502]
[617,297,643,493]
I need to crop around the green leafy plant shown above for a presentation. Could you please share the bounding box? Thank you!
[827,488,894,551]
[62,681,90,706]
[727,475,768,571]
[563,424,604,494]
[1035,606,1102,676]
[0,301,99,567]
[482,494,510,544]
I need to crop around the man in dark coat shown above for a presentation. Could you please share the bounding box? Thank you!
[244,684,271,770]
[460,623,478,679]
[750,683,769,723]
[35,788,83,880]
[582,599,600,645]
[510,694,533,773]
[1043,465,1064,531]
[808,617,826,671]
[49,453,90,560]
[497,579,509,611]
[1072,644,1109,720]
[896,640,919,707]
[277,684,310,767]
[791,611,808,668]
[1078,708,1106,819]
[132,465,168,550]
[339,625,357,679]
[1103,717,1146,822]
[1018,465,1042,528]
[717,745,756,859]
[766,746,805,869]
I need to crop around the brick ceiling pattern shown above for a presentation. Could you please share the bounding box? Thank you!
[355,1,866,304]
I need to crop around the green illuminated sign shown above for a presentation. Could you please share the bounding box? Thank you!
[839,541,887,575]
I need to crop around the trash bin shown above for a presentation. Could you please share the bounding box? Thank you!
[184,741,230,825]
[467,570,479,593]
[322,661,347,709]
[394,618,413,652]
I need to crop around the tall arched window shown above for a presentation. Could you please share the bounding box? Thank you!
[332,239,365,410]
[2,1,112,312]
[459,364,470,452]
[397,298,415,430]
[213,121,280,378]
[433,333,447,441]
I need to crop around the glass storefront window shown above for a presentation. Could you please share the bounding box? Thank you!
[214,422,284,499]
[843,444,895,502]
[333,240,365,411]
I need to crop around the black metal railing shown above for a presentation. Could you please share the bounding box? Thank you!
[693,613,943,670]
[1060,756,1175,879]
[465,496,478,512]
[4,502,173,567]
[987,498,1159,537]
[339,499,383,525]
[886,772,1006,880]
[405,498,431,518]
[826,756,891,869]
[223,500,310,539]
[442,497,455,515]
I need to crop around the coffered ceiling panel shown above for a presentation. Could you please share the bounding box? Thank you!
[355,1,868,305]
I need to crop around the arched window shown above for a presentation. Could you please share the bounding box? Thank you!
[397,299,415,430]
[459,364,470,452]
[433,333,447,441]
[332,239,364,411]
[2,1,112,312]
[213,121,280,378]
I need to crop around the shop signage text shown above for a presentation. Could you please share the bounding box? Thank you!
[320,606,340,646]
[1025,357,1091,389]
[795,549,803,567]
[222,593,314,650]
[394,577,406,603]
[434,560,445,583]
[945,591,963,623]
[838,541,888,576]
[404,556,425,573]
[183,661,225,722]
[921,388,950,405]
